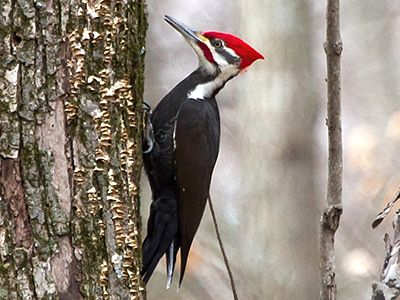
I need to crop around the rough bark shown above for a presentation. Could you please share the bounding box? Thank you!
[0,0,147,298]
[320,0,343,299]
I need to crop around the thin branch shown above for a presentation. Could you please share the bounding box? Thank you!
[319,0,343,299]
[208,196,239,300]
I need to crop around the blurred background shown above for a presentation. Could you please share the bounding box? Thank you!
[140,1,400,299]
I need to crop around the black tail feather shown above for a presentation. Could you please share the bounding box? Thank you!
[141,196,178,285]
[165,240,178,288]
[141,227,173,284]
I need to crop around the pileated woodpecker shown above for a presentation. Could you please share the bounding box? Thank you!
[141,16,263,287]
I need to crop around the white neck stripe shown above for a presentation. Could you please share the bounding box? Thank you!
[188,65,239,99]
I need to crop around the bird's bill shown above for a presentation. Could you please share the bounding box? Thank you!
[164,15,205,45]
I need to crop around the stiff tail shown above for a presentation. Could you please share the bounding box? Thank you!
[141,236,177,285]
[141,231,166,284]
[141,196,178,285]
[165,241,178,289]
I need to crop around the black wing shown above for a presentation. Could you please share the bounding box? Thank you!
[174,98,220,285]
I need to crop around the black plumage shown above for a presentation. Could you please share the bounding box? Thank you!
[142,69,220,285]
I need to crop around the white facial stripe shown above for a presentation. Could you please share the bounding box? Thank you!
[186,38,216,74]
[212,51,229,66]
[210,44,240,67]
[196,46,217,74]
[224,47,240,60]
[191,37,241,74]
[186,37,242,99]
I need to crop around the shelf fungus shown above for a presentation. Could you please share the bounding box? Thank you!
[65,29,87,123]
[95,148,110,163]
[99,260,110,299]
[121,122,128,143]
[92,31,103,44]
[87,5,100,19]
[81,28,91,45]
[126,230,139,249]
[73,167,86,188]
[87,75,103,85]
[107,169,127,248]
[93,165,105,173]
[87,187,99,215]
[64,101,78,122]
[126,105,137,129]
[98,219,105,236]
[77,7,84,17]
[120,149,129,168]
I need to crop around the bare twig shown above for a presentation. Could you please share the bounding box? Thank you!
[319,0,343,299]
[208,196,239,300]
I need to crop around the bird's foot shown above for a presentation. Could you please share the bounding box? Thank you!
[142,101,152,113]
[142,102,154,154]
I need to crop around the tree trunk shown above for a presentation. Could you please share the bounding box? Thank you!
[0,0,147,298]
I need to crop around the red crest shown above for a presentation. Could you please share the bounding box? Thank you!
[203,32,264,68]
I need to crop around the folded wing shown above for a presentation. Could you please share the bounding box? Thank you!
[174,98,220,285]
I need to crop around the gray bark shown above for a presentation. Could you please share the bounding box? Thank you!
[0,0,147,298]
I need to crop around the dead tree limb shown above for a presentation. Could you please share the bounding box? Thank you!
[371,186,400,299]
[371,210,400,299]
[319,0,343,299]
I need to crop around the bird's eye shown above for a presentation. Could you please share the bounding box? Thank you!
[213,40,223,48]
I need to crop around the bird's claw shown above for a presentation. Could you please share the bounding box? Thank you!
[143,138,154,154]
[142,101,152,113]
[142,102,155,154]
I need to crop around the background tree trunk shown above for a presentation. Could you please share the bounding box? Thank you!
[0,0,147,298]
[237,0,321,298]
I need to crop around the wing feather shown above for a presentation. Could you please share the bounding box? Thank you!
[174,98,220,284]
